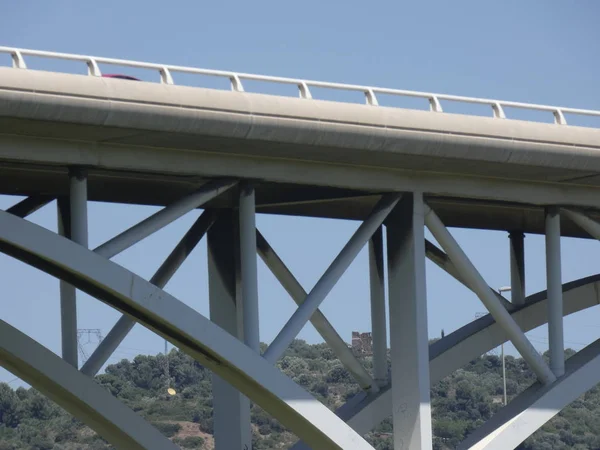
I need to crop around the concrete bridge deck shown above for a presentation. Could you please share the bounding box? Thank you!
[1,67,600,236]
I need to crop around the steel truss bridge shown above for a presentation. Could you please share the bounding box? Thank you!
[0,46,600,449]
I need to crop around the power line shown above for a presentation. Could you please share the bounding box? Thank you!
[77,329,103,364]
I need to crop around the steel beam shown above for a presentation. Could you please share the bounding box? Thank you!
[57,197,77,367]
[256,230,378,392]
[263,193,401,363]
[239,183,260,352]
[208,212,252,450]
[93,179,235,259]
[387,193,432,450]
[425,239,513,310]
[57,168,88,368]
[562,208,600,240]
[70,168,89,248]
[6,195,53,218]
[509,231,526,306]
[425,239,469,287]
[369,227,388,387]
[80,210,216,376]
[545,207,564,377]
[0,319,178,450]
[307,275,600,441]
[459,339,600,450]
[0,209,375,450]
[424,204,556,385]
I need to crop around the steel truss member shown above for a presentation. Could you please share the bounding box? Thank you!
[0,209,374,450]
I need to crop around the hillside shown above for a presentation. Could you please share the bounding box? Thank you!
[0,340,599,449]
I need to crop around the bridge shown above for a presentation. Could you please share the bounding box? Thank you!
[0,46,600,449]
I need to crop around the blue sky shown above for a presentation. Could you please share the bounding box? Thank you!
[1,1,600,385]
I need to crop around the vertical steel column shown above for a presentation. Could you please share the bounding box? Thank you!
[57,198,77,367]
[239,183,260,352]
[545,207,564,377]
[264,193,400,363]
[386,193,432,450]
[70,169,89,249]
[425,205,556,385]
[369,227,388,387]
[509,231,526,306]
[57,168,88,368]
[256,231,378,392]
[207,212,252,450]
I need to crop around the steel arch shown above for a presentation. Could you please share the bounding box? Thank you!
[293,274,600,446]
[0,210,374,450]
[459,338,600,449]
[0,318,179,450]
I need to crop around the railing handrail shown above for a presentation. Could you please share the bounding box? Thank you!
[2,46,599,127]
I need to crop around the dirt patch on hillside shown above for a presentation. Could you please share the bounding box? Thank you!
[167,420,214,449]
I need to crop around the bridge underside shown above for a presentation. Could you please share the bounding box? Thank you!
[0,155,599,239]
[0,64,600,449]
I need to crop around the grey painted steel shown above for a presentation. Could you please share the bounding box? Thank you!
[57,197,78,368]
[80,210,216,376]
[80,183,230,374]
[263,193,401,363]
[69,168,89,248]
[425,239,469,288]
[425,239,513,310]
[304,274,600,441]
[459,338,600,450]
[562,208,600,240]
[208,213,252,450]
[94,180,235,259]
[0,210,374,450]
[3,70,600,214]
[387,193,433,450]
[6,196,53,218]
[62,169,88,368]
[545,207,565,377]
[239,184,260,352]
[509,232,526,306]
[501,344,507,406]
[59,168,89,368]
[424,205,556,385]
[0,319,179,450]
[256,230,377,392]
[369,227,388,387]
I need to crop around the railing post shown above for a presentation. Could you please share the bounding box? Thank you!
[492,102,506,119]
[11,50,27,69]
[230,74,244,92]
[160,67,174,85]
[429,96,443,112]
[298,82,312,99]
[86,59,102,77]
[365,89,379,106]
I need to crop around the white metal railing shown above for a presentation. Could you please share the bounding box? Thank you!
[2,46,600,127]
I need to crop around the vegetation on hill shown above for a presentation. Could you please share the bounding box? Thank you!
[0,340,598,449]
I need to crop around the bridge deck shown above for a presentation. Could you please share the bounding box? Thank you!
[1,67,600,237]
